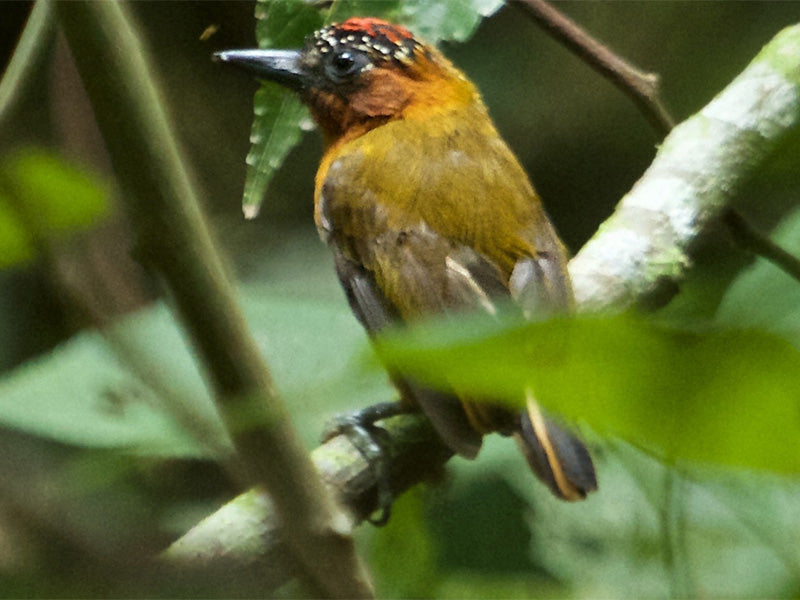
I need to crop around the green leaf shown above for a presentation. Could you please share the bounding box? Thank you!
[324,1,401,25]
[243,86,312,219]
[1,149,110,240]
[373,312,800,474]
[364,487,439,598]
[254,0,323,48]
[243,0,324,219]
[0,193,35,267]
[243,0,503,218]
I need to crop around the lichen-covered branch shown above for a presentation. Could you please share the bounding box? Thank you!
[570,24,800,312]
[512,0,800,286]
[164,415,449,592]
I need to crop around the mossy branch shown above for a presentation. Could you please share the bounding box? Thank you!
[56,2,372,597]
[509,0,800,289]
[165,415,450,593]
[570,24,800,311]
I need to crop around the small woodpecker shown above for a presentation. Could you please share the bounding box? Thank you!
[217,17,597,502]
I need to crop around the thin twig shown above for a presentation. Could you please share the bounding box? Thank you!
[508,0,674,136]
[57,2,373,597]
[723,209,800,284]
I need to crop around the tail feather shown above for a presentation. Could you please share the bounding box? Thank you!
[516,395,597,501]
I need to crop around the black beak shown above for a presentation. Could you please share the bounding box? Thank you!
[213,49,307,91]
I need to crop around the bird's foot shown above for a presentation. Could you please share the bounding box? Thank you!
[322,402,408,526]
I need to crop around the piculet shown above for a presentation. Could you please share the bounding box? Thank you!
[216,17,597,501]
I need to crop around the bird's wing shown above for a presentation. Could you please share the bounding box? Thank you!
[327,226,511,458]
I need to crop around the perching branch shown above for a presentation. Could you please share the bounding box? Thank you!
[164,23,800,586]
[569,24,800,311]
[509,0,800,285]
[165,415,450,592]
[56,2,372,598]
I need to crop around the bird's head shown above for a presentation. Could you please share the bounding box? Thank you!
[216,17,478,142]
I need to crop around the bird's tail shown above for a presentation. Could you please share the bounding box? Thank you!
[514,392,597,501]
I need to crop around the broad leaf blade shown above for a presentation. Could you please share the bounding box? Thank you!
[399,0,504,43]
[0,330,205,455]
[0,194,35,267]
[374,313,800,473]
[0,232,388,454]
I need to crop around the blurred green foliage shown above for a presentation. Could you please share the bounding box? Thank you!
[0,1,799,598]
[0,194,34,267]
[0,149,109,267]
[374,312,800,474]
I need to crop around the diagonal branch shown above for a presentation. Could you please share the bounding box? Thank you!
[56,2,372,597]
[509,0,800,285]
[570,24,800,311]
[508,0,674,136]
[722,209,800,284]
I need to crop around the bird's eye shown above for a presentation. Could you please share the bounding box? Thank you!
[325,50,368,82]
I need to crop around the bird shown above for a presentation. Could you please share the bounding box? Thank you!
[216,17,597,505]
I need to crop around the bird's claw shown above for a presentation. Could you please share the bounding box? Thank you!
[322,402,406,526]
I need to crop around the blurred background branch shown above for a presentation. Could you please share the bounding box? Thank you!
[0,0,54,129]
[508,0,675,135]
[56,2,372,597]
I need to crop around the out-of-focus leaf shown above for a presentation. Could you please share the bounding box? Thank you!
[363,487,439,598]
[0,238,387,452]
[243,0,503,217]
[468,435,800,599]
[254,0,323,48]
[324,0,504,43]
[324,1,401,25]
[0,194,35,267]
[0,330,204,455]
[373,312,800,473]
[1,149,109,239]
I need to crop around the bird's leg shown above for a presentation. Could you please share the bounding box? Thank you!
[322,401,411,526]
